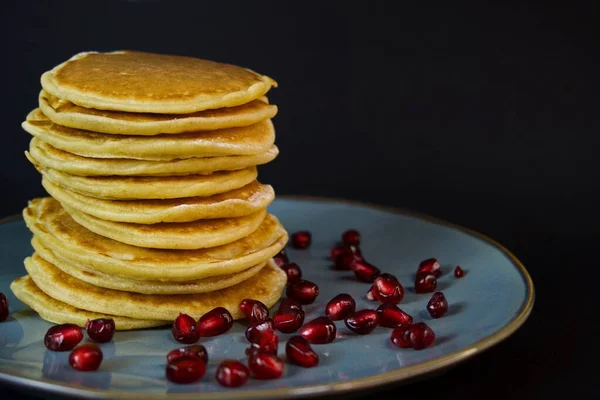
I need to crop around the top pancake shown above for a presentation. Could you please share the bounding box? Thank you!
[41,51,277,114]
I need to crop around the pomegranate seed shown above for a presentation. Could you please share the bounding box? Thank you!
[279,263,302,283]
[286,280,319,304]
[411,322,436,350]
[238,299,269,325]
[454,265,465,278]
[273,249,289,267]
[390,325,412,348]
[330,245,348,262]
[216,360,249,388]
[325,293,356,320]
[286,336,319,368]
[85,318,115,343]
[166,356,206,384]
[299,317,336,344]
[0,293,8,322]
[372,273,404,303]
[418,258,441,278]
[376,303,413,328]
[248,351,284,379]
[245,319,275,342]
[427,292,448,318]
[344,309,378,335]
[273,308,305,333]
[246,329,278,356]
[44,324,84,351]
[172,313,199,344]
[291,231,311,249]
[335,250,363,270]
[69,343,103,371]
[278,298,303,312]
[366,287,376,301]
[342,229,360,246]
[197,307,233,337]
[414,271,437,294]
[351,259,381,282]
[167,345,208,364]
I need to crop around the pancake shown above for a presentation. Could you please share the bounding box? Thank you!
[23,109,276,160]
[41,51,277,114]
[24,197,287,281]
[39,90,278,135]
[25,255,287,321]
[36,166,257,200]
[42,178,275,223]
[64,205,267,250]
[28,138,278,177]
[11,276,167,330]
[32,238,266,294]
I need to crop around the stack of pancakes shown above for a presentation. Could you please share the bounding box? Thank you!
[11,51,288,330]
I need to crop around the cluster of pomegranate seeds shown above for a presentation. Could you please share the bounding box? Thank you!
[454,265,465,278]
[216,360,250,388]
[44,324,84,351]
[376,303,413,328]
[286,336,319,367]
[0,293,8,322]
[166,356,206,384]
[273,248,290,267]
[341,229,361,246]
[299,316,336,344]
[345,309,378,335]
[414,271,437,294]
[427,292,449,318]
[417,258,441,277]
[248,351,284,379]
[167,344,208,364]
[197,307,233,337]
[279,262,303,283]
[286,280,319,304]
[371,273,404,303]
[85,318,115,343]
[239,299,269,325]
[325,293,356,320]
[291,231,312,249]
[69,343,103,371]
[391,322,435,350]
[172,313,199,344]
[245,319,275,342]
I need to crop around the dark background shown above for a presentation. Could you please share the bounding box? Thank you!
[2,0,598,398]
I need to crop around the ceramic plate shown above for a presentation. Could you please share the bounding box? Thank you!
[0,197,534,399]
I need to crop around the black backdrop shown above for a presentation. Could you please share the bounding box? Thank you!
[2,1,598,399]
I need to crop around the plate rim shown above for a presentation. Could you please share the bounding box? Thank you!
[0,195,535,399]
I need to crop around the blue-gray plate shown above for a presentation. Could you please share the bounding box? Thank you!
[0,197,534,399]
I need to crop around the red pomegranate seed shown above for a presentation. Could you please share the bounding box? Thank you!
[418,258,441,278]
[299,317,336,344]
[273,308,305,333]
[390,325,411,348]
[166,356,206,384]
[391,323,436,350]
[372,273,404,303]
[278,298,303,313]
[246,329,278,356]
[172,313,199,344]
[342,229,360,246]
[239,299,269,325]
[286,336,319,368]
[273,249,289,267]
[454,265,465,278]
[366,287,376,301]
[330,245,349,262]
[279,263,302,283]
[427,292,448,318]
[69,343,103,371]
[344,309,378,335]
[0,293,8,322]
[44,324,84,351]
[336,251,363,270]
[248,351,284,379]
[216,360,249,388]
[376,303,413,328]
[167,344,208,364]
[291,231,311,249]
[351,259,381,282]
[286,280,319,304]
[245,318,275,342]
[85,318,115,343]
[325,293,356,320]
[197,307,233,337]
[414,271,437,294]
